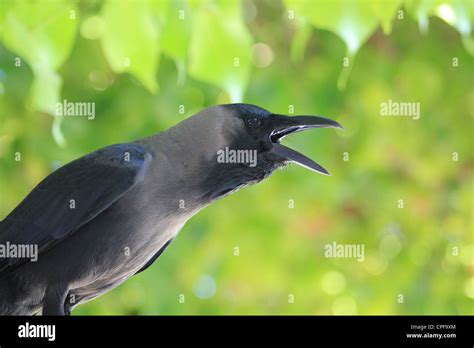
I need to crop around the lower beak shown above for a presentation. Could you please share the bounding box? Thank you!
[269,114,343,176]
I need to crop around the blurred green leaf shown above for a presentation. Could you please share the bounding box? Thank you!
[290,19,313,63]
[433,0,474,55]
[30,66,62,121]
[285,0,379,55]
[405,0,474,54]
[371,0,402,34]
[0,2,7,38]
[284,0,379,90]
[188,0,252,102]
[2,0,78,114]
[52,117,66,148]
[101,0,163,93]
[405,0,438,33]
[161,0,192,85]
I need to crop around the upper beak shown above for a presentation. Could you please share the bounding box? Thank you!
[269,114,343,176]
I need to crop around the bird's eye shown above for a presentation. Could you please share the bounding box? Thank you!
[245,116,261,128]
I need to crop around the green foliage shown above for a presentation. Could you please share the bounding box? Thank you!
[286,0,380,55]
[1,0,472,122]
[161,0,191,84]
[101,0,164,93]
[371,0,403,34]
[0,0,472,315]
[2,0,77,124]
[188,0,252,102]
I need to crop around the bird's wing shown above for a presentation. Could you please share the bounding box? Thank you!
[0,143,152,274]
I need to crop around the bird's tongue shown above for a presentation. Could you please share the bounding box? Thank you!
[270,142,330,175]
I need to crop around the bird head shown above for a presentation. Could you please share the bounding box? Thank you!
[177,103,343,201]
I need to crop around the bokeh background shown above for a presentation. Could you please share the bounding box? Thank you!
[0,0,473,315]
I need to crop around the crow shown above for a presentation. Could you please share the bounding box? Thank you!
[0,104,342,315]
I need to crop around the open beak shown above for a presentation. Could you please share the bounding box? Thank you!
[269,115,343,176]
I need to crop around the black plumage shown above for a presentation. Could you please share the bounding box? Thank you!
[0,104,341,315]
